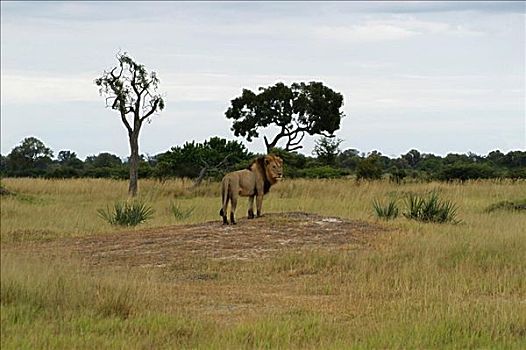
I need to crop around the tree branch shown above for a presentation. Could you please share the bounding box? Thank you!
[286,130,305,150]
[288,144,303,151]
[121,114,133,134]
[319,131,335,138]
[139,98,160,123]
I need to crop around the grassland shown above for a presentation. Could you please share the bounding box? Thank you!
[1,178,525,349]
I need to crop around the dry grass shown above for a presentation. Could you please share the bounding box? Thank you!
[1,178,526,348]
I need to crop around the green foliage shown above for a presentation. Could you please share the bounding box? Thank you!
[372,199,399,220]
[313,137,342,166]
[2,135,526,182]
[85,153,122,168]
[4,137,54,176]
[97,201,154,226]
[403,192,459,223]
[485,199,526,213]
[155,137,253,180]
[170,201,195,220]
[389,167,407,184]
[298,166,348,179]
[95,52,164,118]
[401,149,422,168]
[356,157,382,180]
[337,148,361,170]
[225,82,344,152]
[439,163,497,181]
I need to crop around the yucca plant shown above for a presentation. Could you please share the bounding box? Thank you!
[372,199,399,221]
[403,192,459,224]
[169,201,195,221]
[97,200,154,226]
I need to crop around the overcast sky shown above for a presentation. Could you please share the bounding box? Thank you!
[1,1,525,159]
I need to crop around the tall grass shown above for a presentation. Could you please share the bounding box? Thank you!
[1,178,524,241]
[1,178,526,348]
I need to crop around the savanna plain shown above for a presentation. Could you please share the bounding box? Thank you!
[1,177,525,349]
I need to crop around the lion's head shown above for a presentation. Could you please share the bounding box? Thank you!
[264,154,284,183]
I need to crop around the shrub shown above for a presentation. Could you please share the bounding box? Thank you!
[170,201,195,220]
[0,184,13,196]
[299,166,348,179]
[485,199,526,213]
[439,163,497,181]
[97,200,154,226]
[356,158,382,180]
[372,199,399,220]
[403,192,459,223]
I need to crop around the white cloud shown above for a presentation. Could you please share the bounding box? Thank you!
[315,22,418,43]
[1,72,100,104]
[315,18,483,43]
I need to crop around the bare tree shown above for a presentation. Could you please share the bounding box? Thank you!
[95,52,165,196]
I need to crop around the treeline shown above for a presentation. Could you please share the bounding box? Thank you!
[1,136,525,182]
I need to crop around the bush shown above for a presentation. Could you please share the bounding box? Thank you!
[97,201,154,226]
[298,166,348,179]
[170,201,195,220]
[403,192,459,223]
[439,163,497,181]
[356,158,382,180]
[372,199,399,220]
[485,199,526,212]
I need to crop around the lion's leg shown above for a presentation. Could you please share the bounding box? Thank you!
[222,208,229,225]
[230,194,238,225]
[248,196,255,219]
[256,194,264,217]
[221,178,230,225]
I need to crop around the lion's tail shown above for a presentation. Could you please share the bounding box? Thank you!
[219,177,230,217]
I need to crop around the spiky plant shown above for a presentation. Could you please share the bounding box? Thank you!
[97,200,154,226]
[372,199,399,221]
[403,192,459,224]
[169,201,195,221]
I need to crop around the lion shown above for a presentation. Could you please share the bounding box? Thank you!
[219,154,283,225]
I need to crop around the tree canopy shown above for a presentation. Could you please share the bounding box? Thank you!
[225,82,345,153]
[4,137,53,176]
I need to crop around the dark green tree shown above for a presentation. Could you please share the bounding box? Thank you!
[338,148,362,171]
[57,150,84,169]
[356,155,383,180]
[95,52,165,196]
[225,82,345,153]
[313,137,343,166]
[401,149,422,169]
[5,137,53,176]
[85,153,123,168]
[155,137,252,182]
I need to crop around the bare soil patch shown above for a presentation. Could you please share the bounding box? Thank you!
[7,212,385,267]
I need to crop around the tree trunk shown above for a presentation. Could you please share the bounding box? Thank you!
[264,136,276,154]
[128,132,139,197]
[193,167,207,187]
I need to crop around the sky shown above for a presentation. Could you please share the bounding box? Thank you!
[1,1,525,160]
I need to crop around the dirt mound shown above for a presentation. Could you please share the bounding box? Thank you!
[19,212,385,267]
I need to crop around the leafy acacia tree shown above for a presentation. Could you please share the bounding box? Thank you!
[95,52,165,196]
[225,82,345,153]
